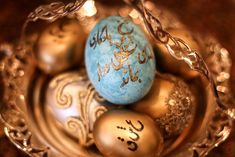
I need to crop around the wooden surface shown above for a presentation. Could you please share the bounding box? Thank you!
[0,0,234,156]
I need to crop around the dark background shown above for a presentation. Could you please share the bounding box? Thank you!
[0,0,234,156]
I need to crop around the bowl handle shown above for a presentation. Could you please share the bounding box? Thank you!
[125,0,235,120]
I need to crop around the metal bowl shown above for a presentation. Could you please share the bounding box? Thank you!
[0,0,234,157]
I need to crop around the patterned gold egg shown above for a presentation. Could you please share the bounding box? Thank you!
[93,109,164,157]
[34,18,85,74]
[155,28,200,80]
[46,70,109,146]
[132,73,194,137]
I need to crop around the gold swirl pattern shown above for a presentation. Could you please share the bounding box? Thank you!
[92,106,108,122]
[65,117,94,147]
[49,73,86,109]
[64,83,108,147]
[47,71,108,147]
[93,91,106,103]
[56,83,73,109]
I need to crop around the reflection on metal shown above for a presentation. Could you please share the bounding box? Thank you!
[82,0,97,17]
[1,110,48,157]
[0,0,234,157]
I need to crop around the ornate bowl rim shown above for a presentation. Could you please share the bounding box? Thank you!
[0,0,234,157]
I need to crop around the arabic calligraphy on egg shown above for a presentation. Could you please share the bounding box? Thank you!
[93,109,164,157]
[85,16,156,104]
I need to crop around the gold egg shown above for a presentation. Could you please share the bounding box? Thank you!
[46,70,109,146]
[132,74,194,138]
[35,18,86,74]
[93,109,164,157]
[155,28,200,80]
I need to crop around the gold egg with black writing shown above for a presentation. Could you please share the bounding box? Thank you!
[93,109,164,157]
[132,73,195,138]
[34,18,86,75]
[155,28,200,80]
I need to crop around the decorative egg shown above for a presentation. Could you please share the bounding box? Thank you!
[132,73,195,137]
[85,16,156,105]
[46,70,109,146]
[93,109,164,157]
[155,28,200,80]
[35,18,86,74]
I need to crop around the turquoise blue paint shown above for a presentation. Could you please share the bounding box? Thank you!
[85,16,155,105]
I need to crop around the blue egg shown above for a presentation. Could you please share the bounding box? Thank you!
[85,16,155,105]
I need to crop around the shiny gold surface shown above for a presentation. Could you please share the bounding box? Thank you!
[46,70,109,146]
[0,1,234,157]
[132,73,194,137]
[35,18,85,74]
[93,109,164,157]
[27,71,102,157]
[155,28,200,80]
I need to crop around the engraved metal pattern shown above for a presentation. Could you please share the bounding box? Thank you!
[190,38,234,157]
[0,44,49,157]
[1,110,48,157]
[20,0,87,43]
[126,0,235,119]
[155,74,193,137]
[124,0,234,156]
[27,0,87,22]
[191,107,232,157]
[0,0,234,157]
